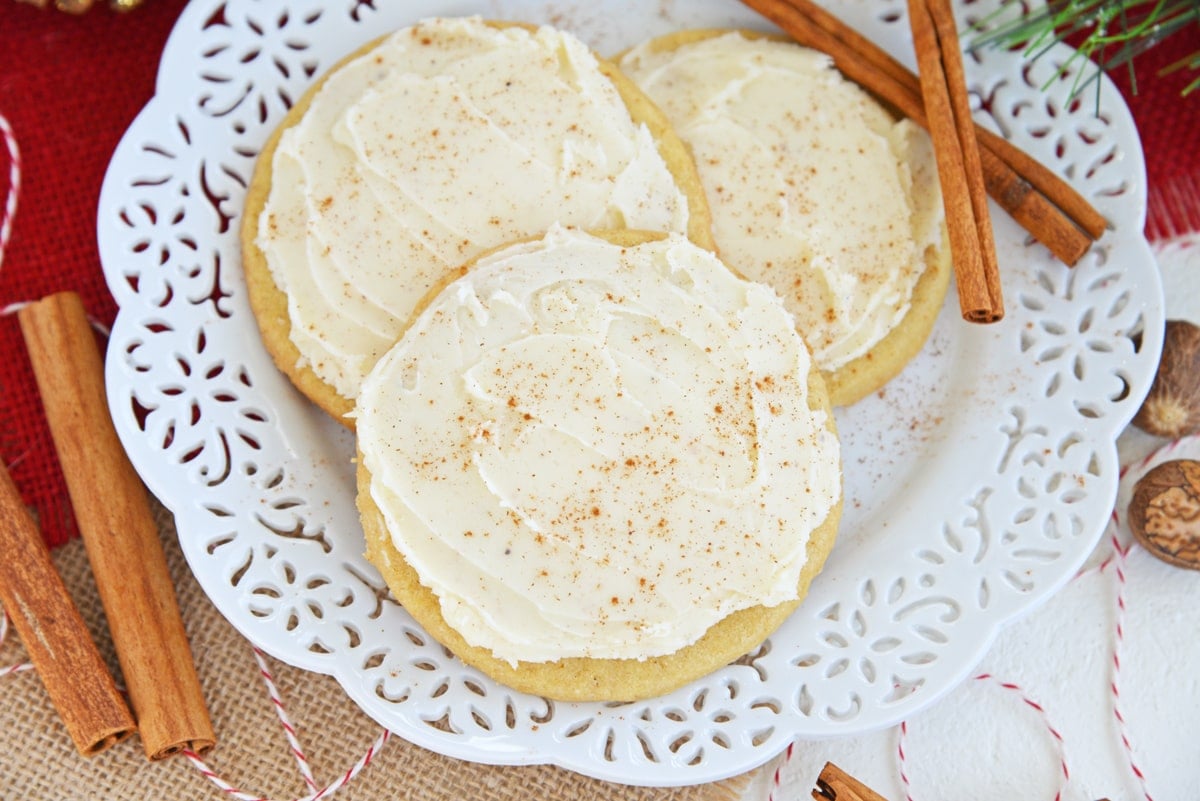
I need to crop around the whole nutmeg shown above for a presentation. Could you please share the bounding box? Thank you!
[1132,319,1200,439]
[1127,459,1200,569]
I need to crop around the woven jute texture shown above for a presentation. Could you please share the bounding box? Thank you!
[0,503,758,801]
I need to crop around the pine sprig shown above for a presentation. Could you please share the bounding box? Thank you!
[970,0,1200,104]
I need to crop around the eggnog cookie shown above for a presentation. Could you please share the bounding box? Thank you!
[356,227,842,701]
[243,17,713,425]
[619,30,951,406]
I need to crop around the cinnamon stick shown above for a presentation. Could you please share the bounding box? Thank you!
[812,762,891,801]
[739,0,1105,265]
[909,0,1004,322]
[976,125,1107,241]
[18,292,215,760]
[0,461,136,755]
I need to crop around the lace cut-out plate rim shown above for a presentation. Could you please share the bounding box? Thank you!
[97,0,1163,787]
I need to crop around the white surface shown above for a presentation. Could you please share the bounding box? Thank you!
[767,237,1200,801]
[96,0,1163,787]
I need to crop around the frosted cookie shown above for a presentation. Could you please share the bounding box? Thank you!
[619,30,951,406]
[356,226,842,701]
[243,17,713,425]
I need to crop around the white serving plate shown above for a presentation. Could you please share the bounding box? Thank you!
[98,0,1163,786]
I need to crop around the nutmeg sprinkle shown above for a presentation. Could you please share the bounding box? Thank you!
[357,228,842,664]
[620,32,943,372]
[257,17,690,399]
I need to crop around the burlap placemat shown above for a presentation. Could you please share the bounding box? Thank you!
[0,502,763,801]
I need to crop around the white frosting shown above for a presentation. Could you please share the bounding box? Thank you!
[256,17,690,398]
[620,33,944,372]
[357,227,842,664]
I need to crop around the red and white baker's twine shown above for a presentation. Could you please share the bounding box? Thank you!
[0,109,28,319]
[0,609,35,679]
[1106,527,1156,801]
[898,674,1070,801]
[0,110,18,277]
[1098,438,1190,801]
[0,524,379,799]
[766,742,793,801]
[3,602,387,798]
[252,648,319,792]
[181,646,391,801]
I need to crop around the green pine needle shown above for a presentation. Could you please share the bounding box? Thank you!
[969,0,1200,105]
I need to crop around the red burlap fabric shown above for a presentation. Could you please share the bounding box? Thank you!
[0,1,1197,548]
[0,0,189,547]
[1126,35,1200,241]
